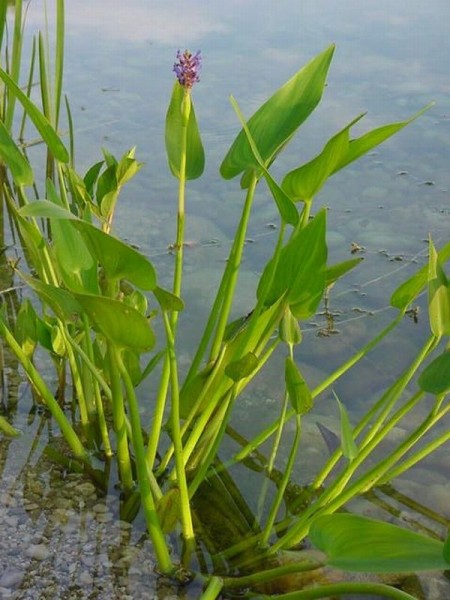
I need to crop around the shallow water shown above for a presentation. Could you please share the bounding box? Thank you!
[1,1,450,598]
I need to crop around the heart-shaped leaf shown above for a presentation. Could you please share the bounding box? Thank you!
[73,293,155,351]
[310,513,449,573]
[418,350,450,395]
[220,45,335,180]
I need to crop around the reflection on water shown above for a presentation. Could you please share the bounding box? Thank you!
[1,0,450,597]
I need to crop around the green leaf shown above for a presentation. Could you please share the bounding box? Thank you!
[153,286,184,312]
[52,218,99,294]
[51,324,67,356]
[331,103,433,175]
[443,532,450,564]
[117,149,142,186]
[84,160,104,196]
[223,313,253,342]
[165,82,205,180]
[0,67,69,163]
[418,351,450,395]
[229,95,298,225]
[124,289,148,315]
[35,316,53,352]
[0,120,33,185]
[279,307,302,345]
[427,238,450,336]
[263,171,299,226]
[225,351,259,382]
[310,513,449,573]
[285,357,313,414]
[19,199,78,220]
[73,293,155,351]
[19,273,83,323]
[179,362,214,418]
[220,45,335,180]
[334,391,358,460]
[258,208,327,319]
[6,200,48,280]
[325,257,363,287]
[0,416,21,437]
[71,223,157,290]
[282,114,363,201]
[391,240,450,310]
[15,299,38,357]
[19,201,157,290]
[96,164,117,210]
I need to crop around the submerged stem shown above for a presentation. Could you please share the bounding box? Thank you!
[115,347,173,574]
[256,582,418,600]
[162,310,195,560]
[226,312,405,474]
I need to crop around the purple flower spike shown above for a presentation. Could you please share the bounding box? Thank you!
[173,49,202,89]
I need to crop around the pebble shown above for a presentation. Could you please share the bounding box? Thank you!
[53,497,74,510]
[79,571,94,586]
[50,508,70,524]
[76,482,97,497]
[25,543,50,561]
[0,492,16,507]
[0,569,25,588]
[95,511,113,523]
[5,515,19,527]
[92,502,108,513]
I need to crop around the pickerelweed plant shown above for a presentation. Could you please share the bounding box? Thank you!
[0,2,450,598]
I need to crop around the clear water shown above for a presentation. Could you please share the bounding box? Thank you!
[1,1,450,598]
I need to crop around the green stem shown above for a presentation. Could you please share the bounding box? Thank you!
[184,173,259,385]
[146,356,170,468]
[271,388,442,552]
[308,336,438,510]
[4,0,24,131]
[381,429,450,483]
[209,173,258,362]
[183,264,233,386]
[224,312,404,472]
[160,336,279,479]
[107,343,133,491]
[313,334,438,488]
[54,0,65,130]
[0,319,89,463]
[65,330,112,402]
[298,199,312,229]
[80,316,112,456]
[220,556,323,590]
[179,338,280,477]
[377,396,450,484]
[115,347,173,575]
[162,310,195,560]
[261,411,301,547]
[147,90,190,465]
[200,576,223,600]
[257,582,418,600]
[188,388,236,497]
[257,384,289,522]
[155,349,226,476]
[171,91,189,326]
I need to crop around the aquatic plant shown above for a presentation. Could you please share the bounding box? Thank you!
[0,2,449,598]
